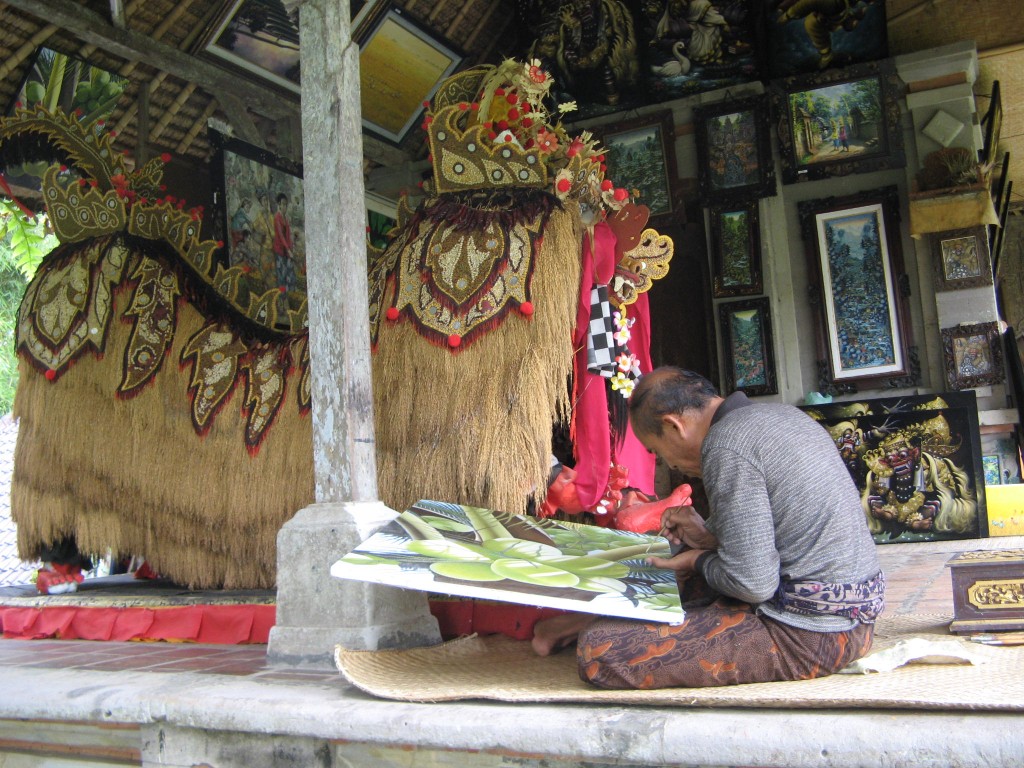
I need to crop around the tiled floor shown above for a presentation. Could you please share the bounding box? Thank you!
[0,540,996,681]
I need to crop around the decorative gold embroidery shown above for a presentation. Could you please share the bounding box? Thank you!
[293,336,311,412]
[180,324,248,433]
[17,237,130,375]
[242,345,287,451]
[119,257,180,396]
[44,167,126,242]
[954,549,1024,563]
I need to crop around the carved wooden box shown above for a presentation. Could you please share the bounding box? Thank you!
[946,549,1024,633]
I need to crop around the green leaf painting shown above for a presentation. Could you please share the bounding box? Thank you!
[331,500,685,624]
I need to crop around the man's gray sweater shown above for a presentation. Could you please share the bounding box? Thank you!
[696,392,882,632]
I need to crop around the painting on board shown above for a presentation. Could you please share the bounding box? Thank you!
[694,94,775,205]
[204,0,301,93]
[331,499,685,624]
[710,201,762,298]
[763,0,888,79]
[597,111,680,225]
[719,296,777,396]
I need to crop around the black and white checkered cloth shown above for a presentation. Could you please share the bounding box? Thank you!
[586,284,617,378]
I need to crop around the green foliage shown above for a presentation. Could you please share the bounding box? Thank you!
[0,199,59,415]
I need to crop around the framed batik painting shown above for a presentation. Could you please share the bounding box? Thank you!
[719,296,777,396]
[771,60,905,184]
[932,227,993,292]
[941,322,1004,391]
[597,111,680,226]
[710,201,762,298]
[694,94,775,205]
[799,185,913,390]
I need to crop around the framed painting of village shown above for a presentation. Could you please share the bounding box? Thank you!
[941,321,1004,391]
[210,130,306,316]
[799,186,912,388]
[203,0,301,94]
[718,296,777,396]
[694,95,775,205]
[771,60,905,184]
[710,201,763,298]
[932,227,993,292]
[597,111,680,226]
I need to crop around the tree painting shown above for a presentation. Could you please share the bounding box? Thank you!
[719,208,752,288]
[823,209,896,373]
[729,307,766,388]
[604,124,671,216]
[706,109,758,191]
[788,76,884,167]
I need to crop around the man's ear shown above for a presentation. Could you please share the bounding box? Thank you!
[661,413,688,439]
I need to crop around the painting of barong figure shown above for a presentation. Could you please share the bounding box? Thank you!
[787,76,886,169]
[817,203,903,379]
[331,500,684,624]
[807,403,986,544]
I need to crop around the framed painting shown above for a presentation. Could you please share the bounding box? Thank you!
[693,95,775,205]
[763,0,888,79]
[710,201,762,298]
[941,321,1004,391]
[932,227,993,292]
[800,394,988,544]
[357,4,462,146]
[597,111,680,226]
[770,60,905,184]
[719,296,777,396]
[982,454,1002,486]
[799,186,912,388]
[210,129,305,304]
[203,0,301,94]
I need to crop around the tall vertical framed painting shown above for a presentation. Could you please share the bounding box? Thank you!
[694,95,775,205]
[203,0,301,93]
[719,296,777,396]
[210,130,305,315]
[771,60,905,184]
[596,111,680,227]
[799,185,913,391]
[763,0,888,79]
[710,201,762,298]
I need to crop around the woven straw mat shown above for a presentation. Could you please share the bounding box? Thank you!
[334,613,1024,709]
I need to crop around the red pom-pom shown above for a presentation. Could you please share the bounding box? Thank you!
[471,102,479,111]
[519,301,534,316]
[556,178,571,193]
[504,134,513,142]
[160,153,171,163]
[488,131,497,140]
[506,93,518,104]
[614,188,628,201]
[508,108,520,120]
[422,100,431,108]
[601,179,613,191]
[522,117,533,128]
[458,102,468,111]
[495,88,505,96]
[216,240,224,248]
[109,130,117,137]
[448,334,461,348]
[59,164,68,172]
[279,285,287,293]
[385,307,400,321]
[44,369,56,381]
[496,120,509,131]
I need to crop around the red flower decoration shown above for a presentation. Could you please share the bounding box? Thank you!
[519,301,534,316]
[160,153,171,163]
[556,178,571,193]
[385,307,400,321]
[448,334,461,348]
[44,369,56,381]
[528,65,547,84]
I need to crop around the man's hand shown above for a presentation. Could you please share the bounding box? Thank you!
[648,548,706,574]
[660,505,719,550]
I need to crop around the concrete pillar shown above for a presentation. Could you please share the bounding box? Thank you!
[267,0,439,667]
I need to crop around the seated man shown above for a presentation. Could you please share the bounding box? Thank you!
[533,367,884,689]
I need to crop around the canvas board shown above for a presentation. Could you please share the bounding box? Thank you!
[331,500,685,624]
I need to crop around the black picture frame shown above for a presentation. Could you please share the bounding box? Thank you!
[693,94,776,205]
[719,296,777,396]
[770,60,905,184]
[595,110,681,227]
[710,200,762,298]
[798,185,913,390]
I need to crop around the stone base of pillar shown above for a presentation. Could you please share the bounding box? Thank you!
[267,501,441,668]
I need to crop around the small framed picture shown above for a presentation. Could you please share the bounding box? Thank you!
[710,201,762,298]
[941,321,1004,391]
[932,227,993,291]
[693,94,775,206]
[203,0,301,94]
[719,296,777,396]
[982,454,1002,486]
[596,110,680,226]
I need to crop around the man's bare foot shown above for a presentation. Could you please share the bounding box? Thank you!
[531,613,594,656]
